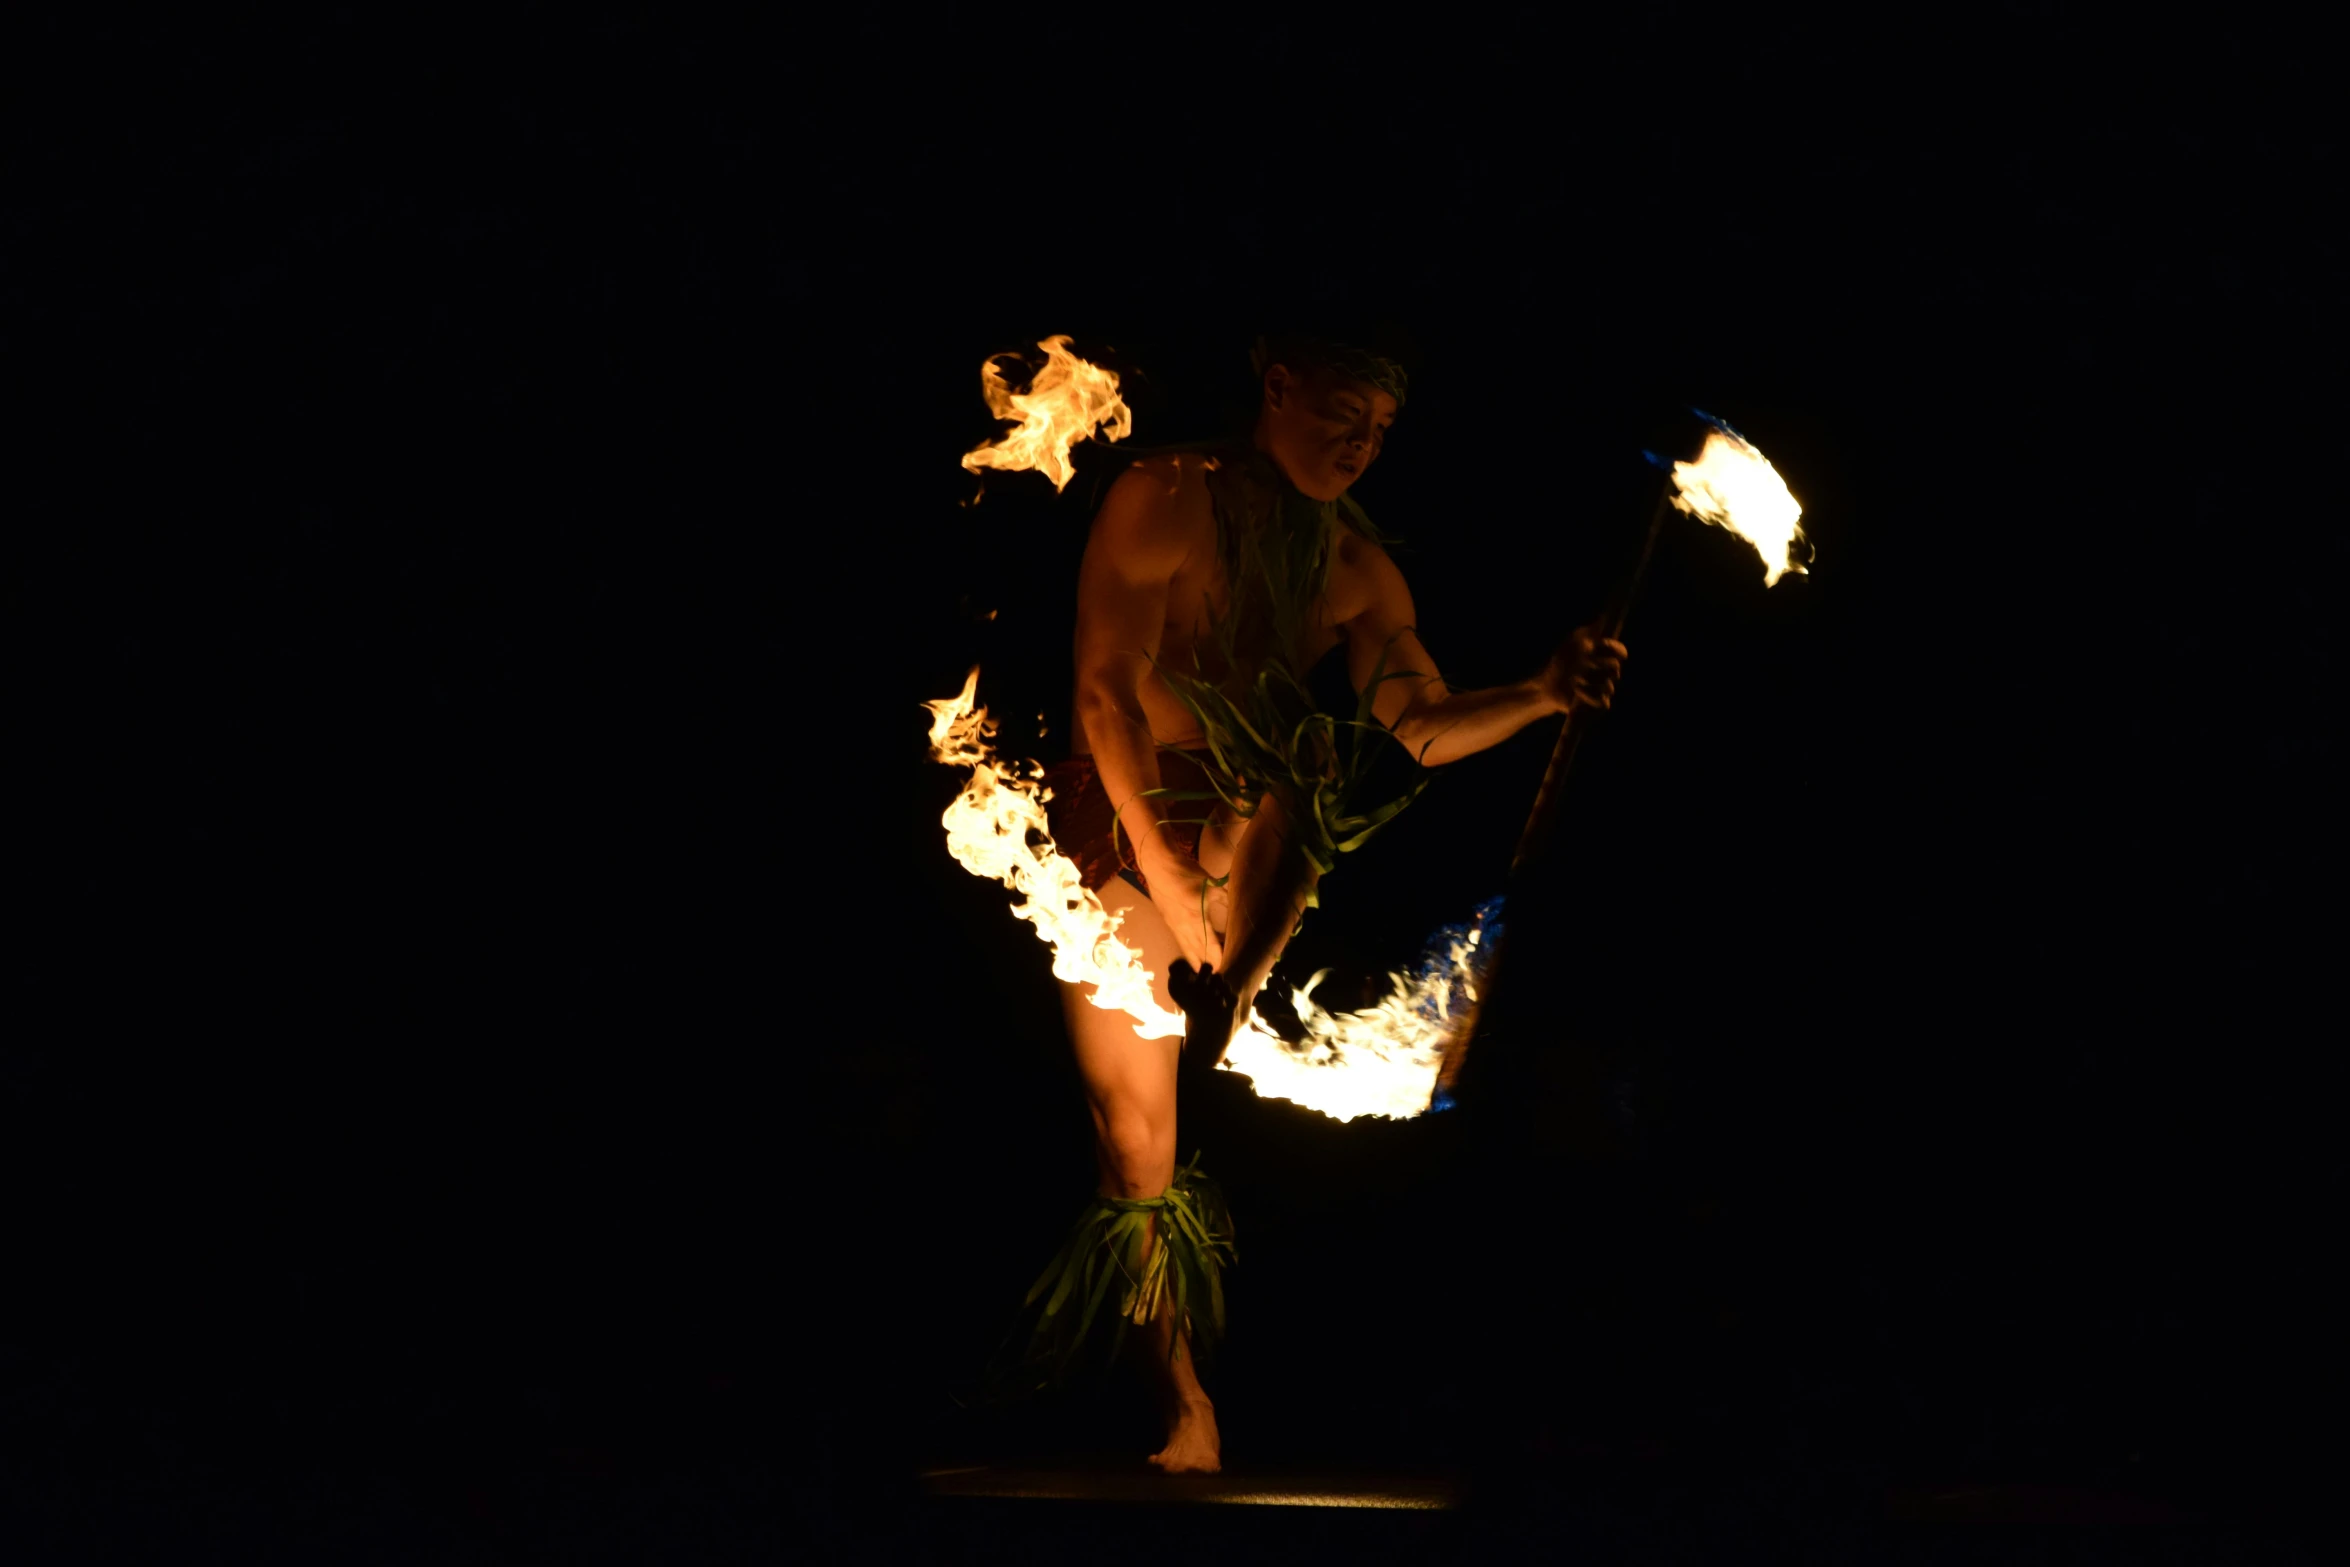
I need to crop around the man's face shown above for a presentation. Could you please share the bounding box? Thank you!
[1258,364,1398,502]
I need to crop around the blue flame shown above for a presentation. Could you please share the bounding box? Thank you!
[1689,407,1750,442]
[1646,410,1750,474]
[1420,895,1506,1113]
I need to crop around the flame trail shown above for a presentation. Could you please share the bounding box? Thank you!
[1222,900,1503,1123]
[925,670,1497,1119]
[1666,414,1810,586]
[924,668,1183,1041]
[960,335,1132,493]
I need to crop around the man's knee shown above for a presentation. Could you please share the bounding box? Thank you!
[1097,1106,1174,1197]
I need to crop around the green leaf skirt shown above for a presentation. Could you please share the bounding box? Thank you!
[993,1156,1236,1396]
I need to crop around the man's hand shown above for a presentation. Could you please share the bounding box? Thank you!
[1542,624,1628,713]
[1154,855,1236,1067]
[1141,849,1227,974]
[1166,956,1237,1063]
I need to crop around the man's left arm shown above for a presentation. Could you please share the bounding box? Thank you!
[1344,544,1623,770]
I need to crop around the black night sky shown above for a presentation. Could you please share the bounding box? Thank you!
[7,11,2340,1562]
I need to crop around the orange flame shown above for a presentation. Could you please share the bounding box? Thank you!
[924,668,1183,1040]
[1222,926,1487,1123]
[1669,426,1810,587]
[959,335,1133,492]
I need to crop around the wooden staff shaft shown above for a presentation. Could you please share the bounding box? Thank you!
[1508,479,1673,876]
[1434,476,1673,1103]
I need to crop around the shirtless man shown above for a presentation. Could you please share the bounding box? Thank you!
[1051,337,1625,1472]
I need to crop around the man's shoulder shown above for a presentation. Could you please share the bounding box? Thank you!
[1116,449,1221,490]
[1085,451,1219,576]
[1334,515,1400,575]
[1329,514,1411,626]
[1101,450,1218,527]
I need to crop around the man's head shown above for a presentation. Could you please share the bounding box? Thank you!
[1250,335,1408,502]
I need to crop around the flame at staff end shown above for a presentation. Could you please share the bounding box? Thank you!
[1220,898,1503,1124]
[960,335,1132,493]
[1667,418,1810,587]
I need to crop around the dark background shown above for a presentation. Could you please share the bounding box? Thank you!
[6,9,2339,1560]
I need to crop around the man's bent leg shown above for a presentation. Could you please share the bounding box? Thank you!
[1059,878,1222,1473]
[1198,791,1321,1060]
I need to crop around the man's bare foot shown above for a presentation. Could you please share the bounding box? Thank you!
[1147,1397,1222,1474]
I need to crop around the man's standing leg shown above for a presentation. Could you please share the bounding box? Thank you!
[1060,877,1222,1473]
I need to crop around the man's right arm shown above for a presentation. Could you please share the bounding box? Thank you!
[1072,460,1220,968]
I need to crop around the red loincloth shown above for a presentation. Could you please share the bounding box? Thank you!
[1041,750,1219,899]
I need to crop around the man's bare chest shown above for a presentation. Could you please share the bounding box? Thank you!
[1167,512,1373,620]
